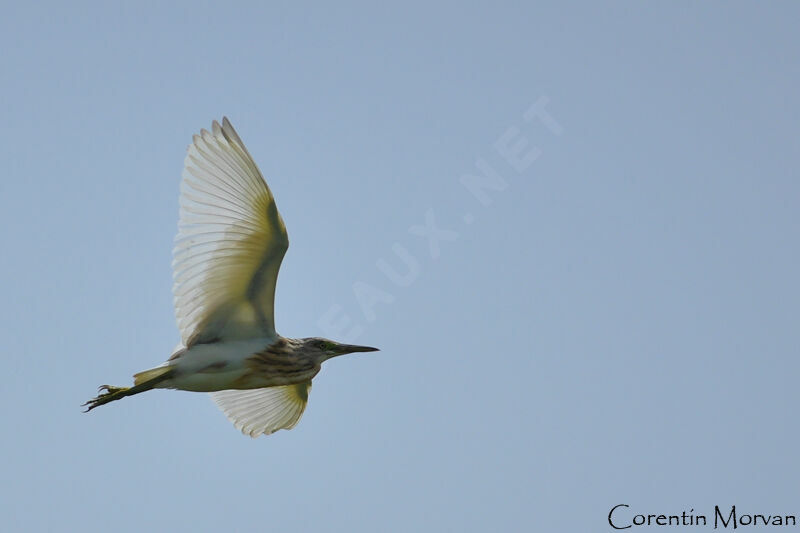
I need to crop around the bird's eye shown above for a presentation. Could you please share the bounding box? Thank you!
[316,340,329,350]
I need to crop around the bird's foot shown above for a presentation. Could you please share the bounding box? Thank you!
[99,385,127,395]
[82,385,130,412]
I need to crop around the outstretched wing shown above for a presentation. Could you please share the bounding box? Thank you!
[173,117,288,346]
[211,382,312,437]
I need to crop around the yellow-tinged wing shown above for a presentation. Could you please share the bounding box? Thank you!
[211,382,312,437]
[173,117,288,346]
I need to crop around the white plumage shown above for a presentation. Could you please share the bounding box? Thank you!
[212,382,312,437]
[174,118,288,347]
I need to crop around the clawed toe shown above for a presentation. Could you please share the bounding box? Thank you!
[83,385,130,412]
[82,397,100,412]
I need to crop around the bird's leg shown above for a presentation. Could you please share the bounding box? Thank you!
[82,370,174,413]
[82,385,131,412]
[100,385,127,395]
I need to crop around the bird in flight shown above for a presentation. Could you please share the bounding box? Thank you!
[83,118,378,437]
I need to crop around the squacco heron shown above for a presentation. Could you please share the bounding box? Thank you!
[83,118,378,437]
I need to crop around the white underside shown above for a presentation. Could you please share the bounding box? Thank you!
[154,337,277,392]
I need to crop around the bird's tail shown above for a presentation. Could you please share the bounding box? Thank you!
[133,365,172,385]
[83,366,174,412]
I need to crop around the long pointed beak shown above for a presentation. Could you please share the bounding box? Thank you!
[339,344,380,354]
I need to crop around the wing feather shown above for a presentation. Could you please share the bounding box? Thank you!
[173,117,288,346]
[211,382,312,437]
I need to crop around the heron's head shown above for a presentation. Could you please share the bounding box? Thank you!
[301,337,379,362]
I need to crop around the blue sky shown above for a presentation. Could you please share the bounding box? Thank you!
[1,2,798,531]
